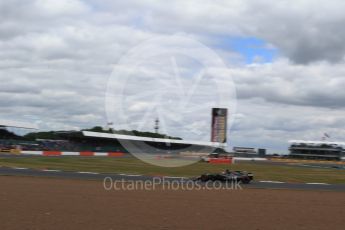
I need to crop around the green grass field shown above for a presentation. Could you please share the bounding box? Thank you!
[0,156,345,184]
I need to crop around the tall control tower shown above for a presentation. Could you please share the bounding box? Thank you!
[211,108,228,143]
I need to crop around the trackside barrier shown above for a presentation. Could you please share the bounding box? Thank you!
[79,151,94,156]
[43,151,61,156]
[108,152,125,157]
[20,151,42,155]
[233,157,267,161]
[209,158,232,164]
[270,158,345,164]
[20,151,124,157]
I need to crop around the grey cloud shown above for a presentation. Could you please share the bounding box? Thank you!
[1,0,345,152]
[93,0,345,64]
[233,60,345,109]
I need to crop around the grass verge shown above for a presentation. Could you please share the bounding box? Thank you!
[0,156,344,184]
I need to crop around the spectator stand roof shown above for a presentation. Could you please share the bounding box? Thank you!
[0,119,38,129]
[82,131,226,148]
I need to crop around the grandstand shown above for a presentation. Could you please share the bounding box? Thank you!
[55,131,222,154]
[289,140,345,161]
[1,129,224,155]
[1,108,227,155]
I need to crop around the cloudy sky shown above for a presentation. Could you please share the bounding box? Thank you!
[1,0,345,153]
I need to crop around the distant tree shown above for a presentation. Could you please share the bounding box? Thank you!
[24,131,61,140]
[0,128,22,139]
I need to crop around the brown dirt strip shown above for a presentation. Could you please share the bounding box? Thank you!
[0,176,344,230]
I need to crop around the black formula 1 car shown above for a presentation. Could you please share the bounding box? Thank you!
[196,170,254,184]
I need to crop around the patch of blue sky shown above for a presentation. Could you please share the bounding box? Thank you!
[215,36,278,64]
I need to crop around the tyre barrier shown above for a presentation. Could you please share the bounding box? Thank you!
[19,151,125,157]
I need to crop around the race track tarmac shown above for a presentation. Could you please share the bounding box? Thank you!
[1,166,344,191]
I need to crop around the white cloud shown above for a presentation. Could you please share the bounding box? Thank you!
[1,0,345,153]
[233,59,345,108]
[34,0,90,16]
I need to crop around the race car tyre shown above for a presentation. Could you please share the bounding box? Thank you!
[241,177,250,184]
[200,174,208,182]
